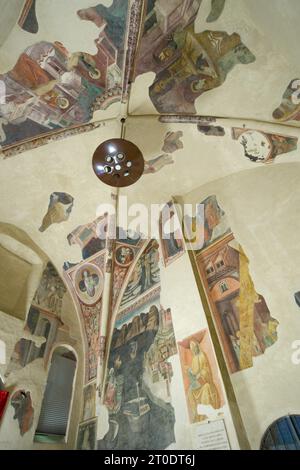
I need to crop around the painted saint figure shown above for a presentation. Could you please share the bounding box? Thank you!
[104,355,124,415]
[79,270,99,297]
[187,340,220,422]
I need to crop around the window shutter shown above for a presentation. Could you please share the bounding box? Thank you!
[36,354,76,436]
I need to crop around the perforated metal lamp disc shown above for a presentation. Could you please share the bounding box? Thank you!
[92,138,145,188]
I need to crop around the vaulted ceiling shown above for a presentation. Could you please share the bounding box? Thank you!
[0,0,300,275]
[0,0,300,151]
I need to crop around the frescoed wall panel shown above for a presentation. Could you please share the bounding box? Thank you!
[132,0,255,114]
[178,329,224,423]
[112,240,142,310]
[0,1,129,151]
[64,250,106,383]
[99,233,179,450]
[64,213,108,271]
[118,239,160,310]
[190,196,278,373]
[99,298,177,450]
[5,262,67,376]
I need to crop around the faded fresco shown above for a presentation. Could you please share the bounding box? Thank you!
[144,154,174,174]
[99,301,177,450]
[5,308,59,375]
[82,382,96,422]
[144,130,184,175]
[198,124,225,136]
[117,227,142,246]
[115,245,135,268]
[112,235,144,310]
[98,231,178,450]
[0,121,103,159]
[192,196,279,373]
[75,263,104,306]
[64,216,108,383]
[134,0,255,113]
[162,131,184,154]
[5,264,66,376]
[64,214,108,269]
[39,192,74,232]
[11,390,34,436]
[33,262,66,315]
[273,79,300,122]
[178,329,224,423]
[0,1,129,150]
[159,201,185,267]
[185,195,231,252]
[159,115,217,124]
[65,253,105,383]
[119,239,160,309]
[77,419,97,450]
[232,128,298,164]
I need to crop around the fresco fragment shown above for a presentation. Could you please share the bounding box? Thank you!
[0,1,129,150]
[99,301,177,450]
[39,192,74,232]
[11,390,34,436]
[134,1,255,113]
[178,329,224,423]
[159,201,185,267]
[232,128,298,163]
[273,79,300,122]
[190,196,279,373]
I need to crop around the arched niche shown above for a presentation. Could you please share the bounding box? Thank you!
[0,225,45,321]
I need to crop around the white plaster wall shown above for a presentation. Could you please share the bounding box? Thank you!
[0,0,23,48]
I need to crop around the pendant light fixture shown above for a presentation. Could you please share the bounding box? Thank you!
[92,138,144,188]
